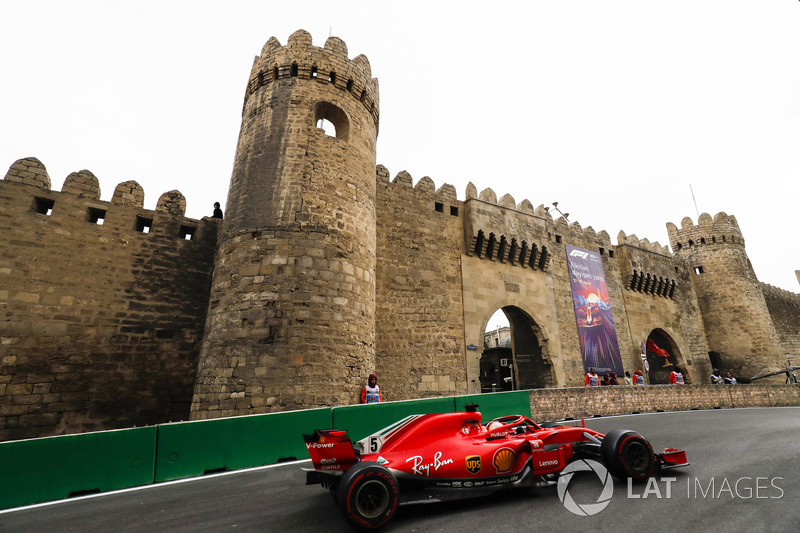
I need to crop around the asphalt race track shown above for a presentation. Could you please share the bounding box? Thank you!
[2,407,798,532]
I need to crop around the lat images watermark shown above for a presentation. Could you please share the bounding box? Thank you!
[627,476,785,500]
[558,462,785,517]
[557,459,613,516]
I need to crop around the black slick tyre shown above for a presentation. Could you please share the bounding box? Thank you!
[337,461,399,530]
[601,429,656,480]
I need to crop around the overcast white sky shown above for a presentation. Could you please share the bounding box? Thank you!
[2,1,799,303]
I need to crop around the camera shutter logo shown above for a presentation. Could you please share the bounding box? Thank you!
[557,459,614,516]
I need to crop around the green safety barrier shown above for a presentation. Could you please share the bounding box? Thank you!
[331,397,457,443]
[455,390,532,422]
[0,391,534,511]
[0,426,156,510]
[154,407,331,482]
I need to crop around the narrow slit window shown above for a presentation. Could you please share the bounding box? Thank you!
[33,197,55,216]
[310,66,318,79]
[88,207,106,225]
[179,225,196,241]
[694,266,704,274]
[135,216,152,234]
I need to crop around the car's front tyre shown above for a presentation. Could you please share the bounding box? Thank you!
[337,462,399,530]
[600,429,656,480]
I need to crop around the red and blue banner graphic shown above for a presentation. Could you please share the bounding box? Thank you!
[565,245,623,376]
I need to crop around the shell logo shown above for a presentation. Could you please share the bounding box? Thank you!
[492,448,515,474]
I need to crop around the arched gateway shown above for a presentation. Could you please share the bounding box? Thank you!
[479,306,553,392]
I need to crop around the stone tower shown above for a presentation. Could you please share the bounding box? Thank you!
[190,30,380,418]
[667,212,782,376]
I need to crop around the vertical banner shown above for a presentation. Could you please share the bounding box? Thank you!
[565,245,623,376]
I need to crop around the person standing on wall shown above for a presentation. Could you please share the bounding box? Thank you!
[633,369,646,385]
[670,367,685,384]
[585,368,599,387]
[723,371,738,385]
[212,202,224,219]
[710,368,724,384]
[360,374,383,403]
[623,371,633,386]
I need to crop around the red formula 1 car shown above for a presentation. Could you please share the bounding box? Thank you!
[303,405,688,529]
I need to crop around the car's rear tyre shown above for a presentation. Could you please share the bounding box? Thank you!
[337,462,399,530]
[601,429,656,480]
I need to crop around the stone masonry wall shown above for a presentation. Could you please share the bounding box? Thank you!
[761,283,800,366]
[529,384,800,423]
[615,236,712,384]
[375,167,467,400]
[0,158,218,441]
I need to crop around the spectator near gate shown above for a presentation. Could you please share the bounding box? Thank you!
[360,374,383,403]
[669,368,685,384]
[585,368,599,387]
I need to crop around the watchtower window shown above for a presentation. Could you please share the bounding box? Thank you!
[313,101,349,140]
[135,216,152,233]
[273,66,279,81]
[329,71,336,84]
[88,207,106,225]
[608,250,614,258]
[347,79,354,92]
[179,225,196,241]
[316,118,336,137]
[310,66,318,79]
[450,206,459,216]
[694,266,704,274]
[290,63,298,77]
[435,202,444,213]
[555,235,562,244]
[33,197,54,216]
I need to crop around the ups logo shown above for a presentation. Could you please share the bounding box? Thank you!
[465,455,482,474]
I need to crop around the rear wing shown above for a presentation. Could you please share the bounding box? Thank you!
[303,429,359,471]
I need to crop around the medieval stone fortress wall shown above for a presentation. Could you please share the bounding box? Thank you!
[2,30,799,441]
[0,158,219,441]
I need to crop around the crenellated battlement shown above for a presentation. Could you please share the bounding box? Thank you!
[616,230,671,256]
[245,29,379,125]
[666,212,744,252]
[2,157,218,242]
[760,282,800,308]
[376,165,458,202]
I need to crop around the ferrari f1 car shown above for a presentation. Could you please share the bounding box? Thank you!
[303,405,688,529]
